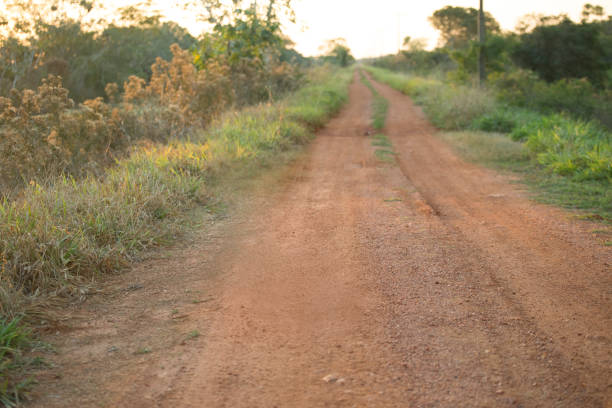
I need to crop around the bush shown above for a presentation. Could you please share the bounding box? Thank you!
[490,70,612,129]
[522,115,611,180]
[472,107,541,134]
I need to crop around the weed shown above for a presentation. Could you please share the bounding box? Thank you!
[134,347,151,355]
[371,134,392,148]
[186,330,200,340]
[375,149,396,163]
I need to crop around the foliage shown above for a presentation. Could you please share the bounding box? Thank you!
[320,39,355,67]
[0,64,203,196]
[490,69,612,128]
[447,34,518,82]
[367,49,454,77]
[0,317,36,407]
[512,17,609,85]
[193,1,304,105]
[367,66,612,183]
[0,4,197,102]
[429,6,500,49]
[471,106,541,134]
[521,115,611,180]
[0,66,351,315]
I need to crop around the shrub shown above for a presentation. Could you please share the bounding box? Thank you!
[472,107,541,134]
[522,115,611,180]
[490,70,612,129]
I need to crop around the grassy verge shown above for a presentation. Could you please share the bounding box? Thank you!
[0,67,352,404]
[366,66,611,221]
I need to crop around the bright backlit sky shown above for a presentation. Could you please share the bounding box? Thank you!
[120,0,612,58]
[285,0,612,58]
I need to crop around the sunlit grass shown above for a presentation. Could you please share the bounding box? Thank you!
[0,67,351,313]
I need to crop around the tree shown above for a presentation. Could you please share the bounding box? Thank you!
[402,36,427,52]
[320,38,355,67]
[429,6,500,49]
[513,17,608,84]
[193,0,304,104]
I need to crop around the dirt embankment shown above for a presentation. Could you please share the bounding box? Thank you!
[30,72,611,408]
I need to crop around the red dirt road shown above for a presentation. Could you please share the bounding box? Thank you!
[32,72,611,407]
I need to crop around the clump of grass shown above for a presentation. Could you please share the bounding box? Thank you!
[0,317,37,407]
[371,133,392,148]
[134,347,151,355]
[371,134,396,163]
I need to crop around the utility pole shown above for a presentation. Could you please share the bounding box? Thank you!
[478,0,486,86]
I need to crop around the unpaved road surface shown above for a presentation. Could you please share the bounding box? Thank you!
[32,73,611,407]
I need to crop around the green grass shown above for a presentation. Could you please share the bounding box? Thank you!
[0,67,353,401]
[0,317,38,407]
[439,131,611,221]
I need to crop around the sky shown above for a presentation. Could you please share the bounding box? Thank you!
[4,0,609,58]
[152,0,612,58]
[286,0,612,58]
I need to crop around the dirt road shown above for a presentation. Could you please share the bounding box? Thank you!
[32,72,611,407]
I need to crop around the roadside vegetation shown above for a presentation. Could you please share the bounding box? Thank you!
[0,0,355,403]
[365,3,611,221]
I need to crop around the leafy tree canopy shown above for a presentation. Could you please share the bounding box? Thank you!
[513,11,610,84]
[194,0,296,69]
[429,6,500,49]
[319,38,355,67]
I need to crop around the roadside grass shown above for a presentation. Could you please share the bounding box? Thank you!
[0,67,353,402]
[366,66,611,222]
[439,131,612,221]
[0,316,42,407]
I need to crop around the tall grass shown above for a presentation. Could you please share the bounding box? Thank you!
[0,67,352,400]
[0,67,351,316]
